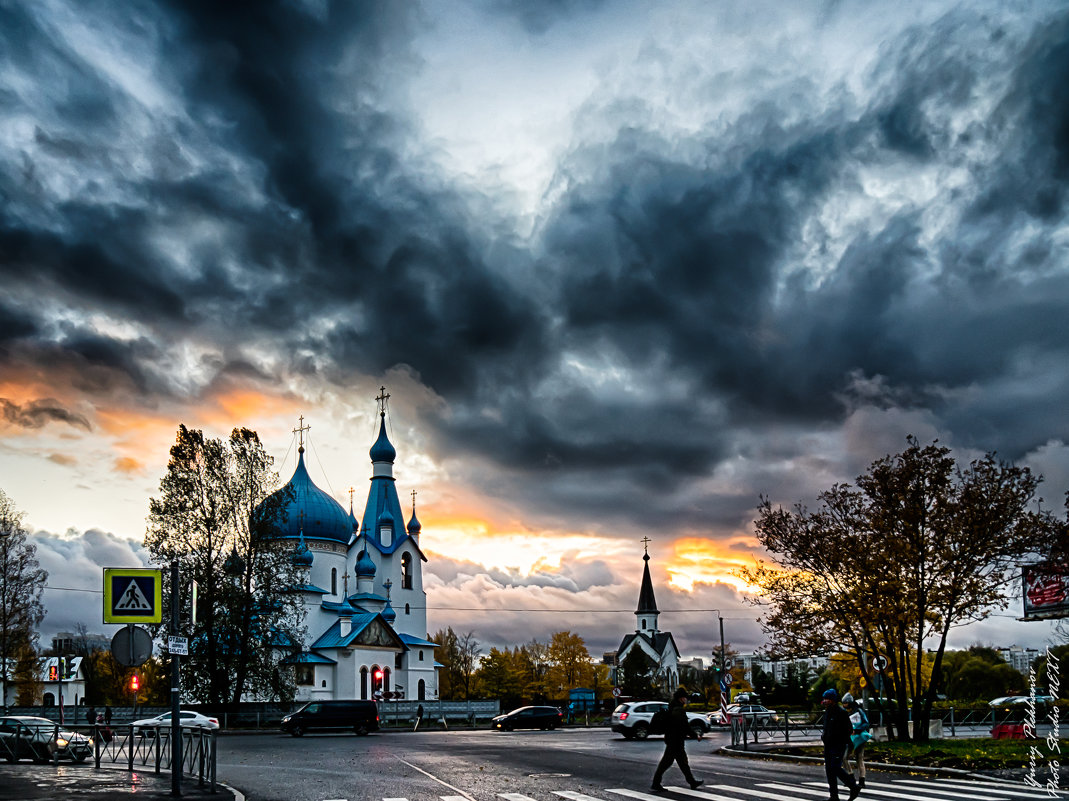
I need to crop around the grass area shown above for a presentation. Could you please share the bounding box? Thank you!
[769,738,1068,771]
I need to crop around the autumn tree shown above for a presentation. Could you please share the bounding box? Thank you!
[476,647,526,708]
[741,438,1055,740]
[145,425,303,706]
[0,489,47,709]
[546,631,594,694]
[431,627,480,699]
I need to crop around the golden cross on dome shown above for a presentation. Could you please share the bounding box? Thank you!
[293,416,310,448]
[376,386,391,415]
[410,489,417,511]
[349,487,355,506]
[641,536,651,555]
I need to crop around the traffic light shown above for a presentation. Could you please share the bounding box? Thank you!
[130,674,140,693]
[374,670,383,680]
[48,665,58,681]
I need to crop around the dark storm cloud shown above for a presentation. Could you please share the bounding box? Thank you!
[485,0,606,35]
[2,1,1068,535]
[1,398,91,431]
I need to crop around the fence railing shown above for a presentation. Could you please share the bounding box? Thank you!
[93,725,217,791]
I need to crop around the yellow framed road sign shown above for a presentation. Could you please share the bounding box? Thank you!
[103,568,163,624]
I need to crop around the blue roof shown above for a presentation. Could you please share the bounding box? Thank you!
[260,449,353,544]
[282,652,337,665]
[309,614,374,648]
[399,634,438,648]
[288,584,328,594]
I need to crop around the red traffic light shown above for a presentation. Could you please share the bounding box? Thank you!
[130,674,140,692]
[48,665,58,681]
[374,670,383,680]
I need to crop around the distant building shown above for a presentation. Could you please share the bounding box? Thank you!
[1,656,86,709]
[998,646,1041,673]
[611,545,680,692]
[51,631,110,654]
[737,653,829,683]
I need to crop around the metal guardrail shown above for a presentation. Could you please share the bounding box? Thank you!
[729,712,825,749]
[89,724,217,791]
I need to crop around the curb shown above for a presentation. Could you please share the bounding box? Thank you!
[716,745,1005,782]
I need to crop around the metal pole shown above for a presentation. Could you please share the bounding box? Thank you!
[171,560,182,797]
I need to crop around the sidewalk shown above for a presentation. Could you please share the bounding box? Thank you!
[0,763,241,801]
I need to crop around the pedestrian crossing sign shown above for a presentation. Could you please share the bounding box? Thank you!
[103,568,163,624]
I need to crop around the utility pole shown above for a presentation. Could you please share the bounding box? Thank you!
[171,561,182,797]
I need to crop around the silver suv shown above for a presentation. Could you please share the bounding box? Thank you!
[611,701,709,740]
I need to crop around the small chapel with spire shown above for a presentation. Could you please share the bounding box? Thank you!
[613,540,680,692]
[258,388,438,702]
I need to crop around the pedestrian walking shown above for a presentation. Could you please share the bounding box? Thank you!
[821,688,860,801]
[651,688,704,793]
[86,705,96,726]
[841,694,872,790]
[104,705,113,726]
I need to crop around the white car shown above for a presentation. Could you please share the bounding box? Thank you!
[611,701,709,740]
[0,716,93,763]
[707,703,780,726]
[131,710,219,730]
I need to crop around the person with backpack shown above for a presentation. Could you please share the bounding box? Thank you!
[842,694,872,790]
[650,688,704,793]
[821,688,860,801]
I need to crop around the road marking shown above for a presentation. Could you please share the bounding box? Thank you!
[894,779,1061,799]
[607,789,676,801]
[554,791,609,801]
[384,798,408,801]
[802,781,1000,800]
[706,784,800,800]
[442,797,471,801]
[395,757,475,801]
[499,795,538,801]
[758,784,837,797]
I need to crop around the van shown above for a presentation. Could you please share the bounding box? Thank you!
[280,700,380,736]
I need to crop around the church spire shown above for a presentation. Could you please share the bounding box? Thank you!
[635,539,659,635]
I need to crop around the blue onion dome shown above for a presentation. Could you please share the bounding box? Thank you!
[382,599,396,624]
[258,448,352,544]
[336,597,357,615]
[348,503,359,534]
[407,508,421,535]
[291,531,314,568]
[369,413,396,463]
[355,546,377,578]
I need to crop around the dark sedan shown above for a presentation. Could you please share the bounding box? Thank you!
[491,706,563,731]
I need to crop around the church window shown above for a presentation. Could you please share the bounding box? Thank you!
[296,665,314,686]
[383,667,391,693]
[418,679,426,701]
[401,553,413,589]
[331,568,337,595]
[641,619,646,630]
[405,603,410,615]
[360,667,368,699]
[322,680,327,687]
[380,523,392,548]
[418,650,424,661]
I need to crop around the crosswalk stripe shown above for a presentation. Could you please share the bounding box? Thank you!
[606,789,678,801]
[499,795,538,801]
[802,780,1004,800]
[554,792,609,801]
[894,779,1062,799]
[706,785,800,800]
[757,783,838,797]
[442,797,471,801]
[769,780,1013,801]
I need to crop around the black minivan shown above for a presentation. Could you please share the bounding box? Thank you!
[281,700,380,736]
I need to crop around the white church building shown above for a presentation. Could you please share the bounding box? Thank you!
[263,390,438,702]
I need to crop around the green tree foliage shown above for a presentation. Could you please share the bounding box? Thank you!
[741,438,1056,741]
[0,489,47,708]
[619,647,656,699]
[939,647,1023,701]
[145,425,304,706]
[476,647,527,708]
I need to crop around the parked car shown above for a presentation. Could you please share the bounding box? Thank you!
[707,704,779,726]
[611,701,709,740]
[989,695,1054,709]
[130,710,220,731]
[0,716,93,763]
[491,706,563,731]
[280,700,379,736]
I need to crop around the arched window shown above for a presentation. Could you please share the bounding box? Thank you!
[418,650,424,662]
[380,523,392,548]
[418,679,426,701]
[360,667,369,699]
[401,552,413,589]
[43,693,55,706]
[383,667,391,694]
[405,603,410,615]
[331,568,338,595]
[641,619,647,630]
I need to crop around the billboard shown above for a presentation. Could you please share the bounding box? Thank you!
[1022,562,1069,621]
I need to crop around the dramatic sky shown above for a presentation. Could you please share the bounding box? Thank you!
[3,0,1068,662]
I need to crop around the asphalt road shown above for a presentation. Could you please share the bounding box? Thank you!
[216,727,1055,801]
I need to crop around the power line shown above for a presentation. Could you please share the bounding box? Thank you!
[44,585,103,594]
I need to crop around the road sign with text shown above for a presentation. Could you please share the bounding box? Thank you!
[103,568,163,624]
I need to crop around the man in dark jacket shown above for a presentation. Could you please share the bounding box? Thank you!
[651,688,704,792]
[821,689,860,801]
